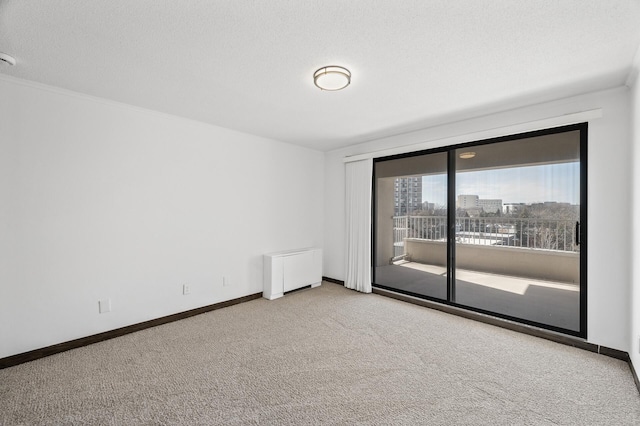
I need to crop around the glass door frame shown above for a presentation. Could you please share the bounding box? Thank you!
[372,123,587,338]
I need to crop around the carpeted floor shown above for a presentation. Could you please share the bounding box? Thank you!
[1,282,639,425]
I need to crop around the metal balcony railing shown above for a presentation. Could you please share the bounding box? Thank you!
[393,216,579,257]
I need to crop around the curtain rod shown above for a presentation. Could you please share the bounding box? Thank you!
[343,109,602,163]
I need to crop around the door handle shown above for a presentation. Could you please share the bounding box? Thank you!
[575,221,580,246]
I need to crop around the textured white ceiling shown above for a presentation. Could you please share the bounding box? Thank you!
[1,1,639,151]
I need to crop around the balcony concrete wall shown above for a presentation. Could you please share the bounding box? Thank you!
[405,238,579,284]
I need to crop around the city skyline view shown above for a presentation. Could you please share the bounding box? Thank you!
[421,162,580,207]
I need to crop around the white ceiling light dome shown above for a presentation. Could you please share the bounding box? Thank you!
[314,65,351,91]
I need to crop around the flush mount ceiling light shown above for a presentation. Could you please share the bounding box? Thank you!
[459,152,476,159]
[313,65,351,91]
[0,52,16,66]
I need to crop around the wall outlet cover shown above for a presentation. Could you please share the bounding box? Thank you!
[99,299,111,314]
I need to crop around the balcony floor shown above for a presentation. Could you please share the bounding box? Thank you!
[375,261,580,332]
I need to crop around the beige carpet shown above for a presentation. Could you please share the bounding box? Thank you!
[1,282,639,425]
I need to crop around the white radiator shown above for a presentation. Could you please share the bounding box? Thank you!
[263,248,322,300]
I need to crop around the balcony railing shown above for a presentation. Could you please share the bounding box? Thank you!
[393,216,579,256]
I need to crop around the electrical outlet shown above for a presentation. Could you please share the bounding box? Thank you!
[183,284,190,295]
[99,299,111,314]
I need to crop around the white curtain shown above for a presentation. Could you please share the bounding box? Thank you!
[345,158,373,293]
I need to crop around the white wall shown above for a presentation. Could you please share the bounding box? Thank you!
[630,62,640,367]
[324,87,632,351]
[0,76,324,359]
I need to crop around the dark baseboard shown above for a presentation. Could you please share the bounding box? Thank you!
[598,345,629,362]
[629,357,640,395]
[0,292,262,370]
[322,276,345,285]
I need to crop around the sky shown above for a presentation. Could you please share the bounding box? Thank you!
[422,162,580,206]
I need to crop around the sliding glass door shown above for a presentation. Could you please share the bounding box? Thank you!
[374,152,448,301]
[373,124,586,337]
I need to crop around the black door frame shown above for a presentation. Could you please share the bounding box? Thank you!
[372,123,587,338]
